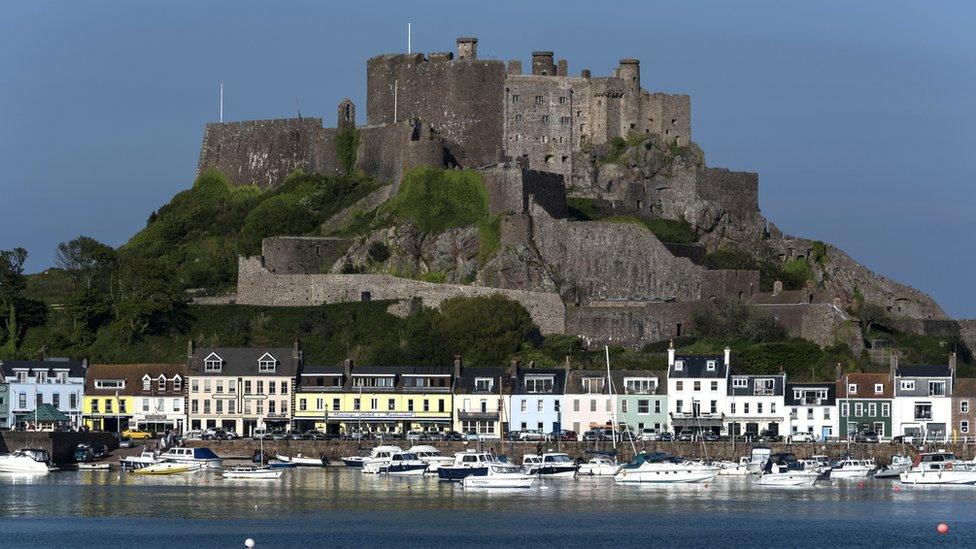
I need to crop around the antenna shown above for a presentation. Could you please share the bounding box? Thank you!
[219,82,223,123]
[295,97,302,119]
[407,22,412,53]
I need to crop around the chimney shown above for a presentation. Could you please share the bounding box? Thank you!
[453,355,462,379]
[293,340,301,360]
[343,358,353,377]
[949,351,957,376]
[456,37,478,60]
[724,347,731,368]
[186,340,195,362]
[556,59,568,77]
[667,339,676,367]
[531,51,555,76]
[510,358,520,379]
[890,347,899,381]
[835,362,843,381]
[563,355,572,376]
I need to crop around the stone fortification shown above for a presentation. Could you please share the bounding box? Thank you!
[260,236,350,274]
[235,257,565,334]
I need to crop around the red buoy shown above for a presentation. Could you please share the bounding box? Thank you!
[937,523,949,534]
[893,486,901,493]
[858,482,865,488]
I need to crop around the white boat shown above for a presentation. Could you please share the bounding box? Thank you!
[874,455,912,479]
[78,462,111,470]
[830,458,876,479]
[437,451,496,481]
[900,451,976,485]
[407,445,453,473]
[614,452,720,484]
[222,466,283,479]
[340,456,366,468]
[463,463,535,489]
[378,451,428,476]
[0,448,53,474]
[757,453,821,487]
[119,451,160,469]
[523,453,578,478]
[798,455,832,476]
[158,447,223,469]
[578,456,621,476]
[746,447,772,474]
[275,452,326,467]
[715,457,750,476]
[131,462,196,475]
[361,445,404,474]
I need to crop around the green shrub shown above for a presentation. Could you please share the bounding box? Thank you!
[601,215,698,244]
[383,167,489,234]
[566,197,604,221]
[781,259,812,288]
[367,241,391,263]
[336,127,360,175]
[477,215,501,263]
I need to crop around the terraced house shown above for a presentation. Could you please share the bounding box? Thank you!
[186,342,301,435]
[563,368,615,437]
[837,372,893,440]
[784,379,837,441]
[293,362,347,434]
[615,370,668,437]
[891,352,955,442]
[453,365,511,439]
[84,363,186,433]
[1,359,85,429]
[726,373,786,438]
[951,375,976,441]
[667,345,731,437]
[509,363,568,435]
[300,362,454,436]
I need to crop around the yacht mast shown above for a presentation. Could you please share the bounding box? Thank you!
[605,346,616,451]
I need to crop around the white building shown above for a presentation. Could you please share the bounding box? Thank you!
[891,354,954,442]
[727,374,786,438]
[667,344,730,436]
[784,381,838,441]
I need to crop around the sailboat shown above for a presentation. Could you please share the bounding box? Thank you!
[222,430,283,480]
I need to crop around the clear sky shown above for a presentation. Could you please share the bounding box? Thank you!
[2,1,974,317]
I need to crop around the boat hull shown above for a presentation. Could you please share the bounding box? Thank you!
[132,463,194,475]
[223,469,283,479]
[341,457,365,468]
[900,470,976,485]
[578,464,619,476]
[276,454,325,466]
[757,472,820,486]
[438,466,488,481]
[527,465,578,478]
[380,463,428,476]
[615,467,719,484]
[0,459,49,475]
[873,466,908,479]
[831,467,873,479]
[463,475,535,489]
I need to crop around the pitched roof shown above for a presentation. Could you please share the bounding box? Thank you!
[513,367,568,394]
[85,363,186,396]
[188,347,300,377]
[668,355,727,378]
[15,403,70,422]
[454,367,512,395]
[837,373,892,398]
[897,365,952,378]
[1,359,86,379]
[784,382,837,405]
[953,378,976,398]
[614,369,667,396]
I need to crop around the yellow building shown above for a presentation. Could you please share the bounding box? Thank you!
[294,362,454,436]
[452,366,511,439]
[83,363,187,433]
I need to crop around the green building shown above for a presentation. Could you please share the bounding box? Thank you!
[837,372,893,440]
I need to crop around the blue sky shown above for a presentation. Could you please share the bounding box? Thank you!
[2,1,973,317]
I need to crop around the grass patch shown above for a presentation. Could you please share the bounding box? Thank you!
[566,197,605,221]
[383,167,489,234]
[601,215,698,244]
[477,215,502,263]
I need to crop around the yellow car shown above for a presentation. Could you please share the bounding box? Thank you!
[122,429,154,440]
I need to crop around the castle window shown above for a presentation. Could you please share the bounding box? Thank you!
[515,114,523,122]
[534,95,543,104]
[560,116,570,124]
[671,118,677,126]
[541,115,550,123]
[558,96,566,104]
[511,94,520,103]
[561,156,568,163]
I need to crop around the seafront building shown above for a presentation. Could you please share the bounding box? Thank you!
[0,359,85,429]
[0,382,9,430]
[890,353,955,442]
[83,363,186,433]
[666,345,730,437]
[509,364,569,434]
[615,370,668,436]
[563,368,615,436]
[453,365,511,438]
[726,373,786,438]
[784,380,838,441]
[951,375,976,441]
[837,372,893,440]
[186,342,301,435]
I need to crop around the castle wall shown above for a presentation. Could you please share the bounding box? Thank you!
[261,236,350,274]
[753,303,850,347]
[700,168,760,219]
[703,269,761,300]
[236,257,565,333]
[641,92,691,146]
[566,301,698,347]
[503,75,585,179]
[366,53,506,168]
[481,164,568,218]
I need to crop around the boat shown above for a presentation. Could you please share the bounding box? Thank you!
[798,455,833,476]
[222,466,283,479]
[874,455,912,479]
[715,457,751,476]
[158,447,223,469]
[78,462,111,470]
[522,453,578,478]
[746,446,772,474]
[361,446,404,474]
[275,452,327,467]
[462,463,535,489]
[340,456,366,468]
[437,450,495,481]
[756,453,821,486]
[578,455,621,476]
[0,448,54,474]
[614,452,720,484]
[377,452,428,476]
[407,445,453,473]
[267,460,297,469]
[131,462,196,475]
[830,458,876,479]
[900,451,976,485]
[119,451,160,469]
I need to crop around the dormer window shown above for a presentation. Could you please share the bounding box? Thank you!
[142,375,151,391]
[173,375,182,391]
[525,375,554,394]
[874,383,883,394]
[258,353,278,373]
[900,380,915,391]
[706,360,716,371]
[674,360,684,371]
[848,383,857,395]
[95,379,125,390]
[16,371,27,382]
[157,374,166,391]
[474,378,494,392]
[204,352,223,372]
[732,378,747,388]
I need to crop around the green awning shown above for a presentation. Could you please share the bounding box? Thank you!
[16,404,70,423]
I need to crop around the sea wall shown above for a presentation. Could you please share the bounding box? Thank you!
[0,431,118,465]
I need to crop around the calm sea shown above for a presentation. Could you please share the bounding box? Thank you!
[0,468,972,548]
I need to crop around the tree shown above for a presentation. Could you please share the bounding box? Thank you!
[0,247,47,356]
[434,295,542,367]
[55,236,117,290]
[693,297,787,344]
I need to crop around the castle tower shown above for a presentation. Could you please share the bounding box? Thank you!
[338,98,355,131]
[531,51,556,76]
[456,37,478,60]
[618,59,641,134]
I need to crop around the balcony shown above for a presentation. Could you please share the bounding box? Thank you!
[457,409,499,421]
[753,388,775,396]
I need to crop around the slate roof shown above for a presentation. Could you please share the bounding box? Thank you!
[85,363,186,396]
[784,382,837,406]
[188,347,300,377]
[1,359,86,379]
[837,373,893,399]
[668,355,728,379]
[614,370,667,396]
[896,365,952,378]
[512,367,568,395]
[453,367,513,395]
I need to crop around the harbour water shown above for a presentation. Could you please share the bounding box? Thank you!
[1,469,973,547]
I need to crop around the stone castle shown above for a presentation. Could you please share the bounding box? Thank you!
[196,37,970,354]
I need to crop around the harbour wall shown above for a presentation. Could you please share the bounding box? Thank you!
[0,431,119,465]
[185,439,976,466]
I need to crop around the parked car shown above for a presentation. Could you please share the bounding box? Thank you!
[657,432,674,442]
[854,430,880,443]
[701,431,719,442]
[91,444,109,459]
[303,430,328,440]
[406,430,430,442]
[252,429,272,440]
[518,429,548,441]
[639,428,659,442]
[443,431,464,441]
[426,432,445,441]
[284,431,304,441]
[462,431,480,442]
[758,430,783,443]
[73,444,94,463]
[677,431,694,442]
[581,429,611,441]
[182,430,204,440]
[118,436,133,449]
[122,428,153,440]
[270,430,288,441]
[891,434,917,444]
[550,430,577,441]
[617,430,636,442]
[790,432,816,443]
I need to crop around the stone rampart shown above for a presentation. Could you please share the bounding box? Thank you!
[567,301,698,347]
[235,257,565,333]
[261,236,350,274]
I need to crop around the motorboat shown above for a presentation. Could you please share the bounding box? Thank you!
[830,458,876,479]
[407,445,453,473]
[757,453,821,487]
[578,456,621,476]
[463,463,535,489]
[378,452,428,476]
[222,466,283,480]
[715,457,750,476]
[275,452,327,467]
[614,452,720,484]
[798,455,832,476]
[746,447,772,474]
[0,448,54,474]
[78,463,111,470]
[523,453,578,478]
[119,451,160,469]
[874,455,912,479]
[158,447,223,469]
[900,451,976,485]
[361,446,404,474]
[267,460,297,469]
[131,462,196,475]
[437,450,495,481]
[340,456,366,468]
